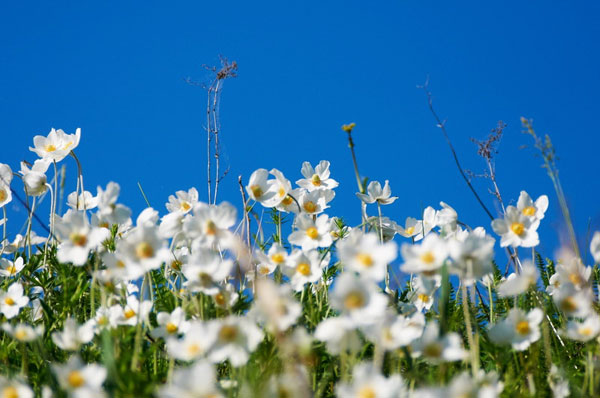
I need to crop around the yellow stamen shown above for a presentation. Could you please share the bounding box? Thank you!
[358,386,376,398]
[515,321,530,335]
[250,185,263,198]
[270,253,285,264]
[356,253,374,268]
[305,227,319,239]
[522,206,536,216]
[124,309,136,319]
[6,265,17,275]
[568,273,581,285]
[45,144,57,152]
[67,370,85,388]
[187,343,201,356]
[259,266,271,275]
[2,386,19,398]
[0,189,7,202]
[344,291,365,309]
[580,327,593,337]
[303,201,317,213]
[405,226,415,235]
[69,233,88,247]
[214,292,226,306]
[417,293,430,303]
[278,187,286,197]
[135,242,154,259]
[218,325,238,342]
[420,251,435,265]
[296,263,311,276]
[281,195,293,206]
[166,322,178,334]
[560,297,577,313]
[510,222,525,236]
[423,343,442,358]
[4,297,15,306]
[170,260,182,271]
[180,201,191,212]
[205,220,218,235]
[311,174,322,186]
[14,329,28,341]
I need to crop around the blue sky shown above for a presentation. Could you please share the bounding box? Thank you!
[2,1,599,265]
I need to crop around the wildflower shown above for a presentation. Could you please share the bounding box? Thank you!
[288,213,333,251]
[165,187,198,214]
[356,180,398,205]
[53,356,106,398]
[0,376,34,398]
[208,316,264,366]
[276,187,303,213]
[115,295,152,326]
[296,160,339,192]
[268,168,293,207]
[182,249,233,294]
[0,283,29,319]
[251,279,302,333]
[413,206,437,241]
[400,233,448,276]
[93,182,132,227]
[67,190,99,211]
[253,244,289,276]
[363,311,425,350]
[151,307,190,339]
[117,222,169,273]
[246,168,278,206]
[0,163,12,208]
[2,323,43,342]
[448,230,495,284]
[20,159,50,196]
[341,122,356,133]
[92,306,121,332]
[396,217,423,239]
[590,231,600,264]
[366,216,400,242]
[548,365,570,398]
[552,283,593,318]
[549,254,592,294]
[496,261,539,297]
[182,202,236,248]
[283,249,325,291]
[166,321,216,361]
[338,231,397,282]
[336,362,406,398]
[488,308,543,351]
[411,321,467,363]
[212,283,239,309]
[156,360,223,398]
[435,202,458,237]
[55,210,110,266]
[314,317,361,354]
[491,205,540,248]
[297,189,334,215]
[409,275,440,312]
[51,318,95,351]
[447,371,504,398]
[517,190,549,221]
[329,273,388,326]
[30,128,81,162]
[0,257,25,277]
[564,313,600,341]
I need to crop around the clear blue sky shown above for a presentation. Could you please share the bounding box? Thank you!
[2,1,599,264]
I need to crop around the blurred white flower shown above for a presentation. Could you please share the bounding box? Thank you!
[2,322,43,342]
[336,362,406,398]
[0,283,29,319]
[337,231,397,282]
[208,316,264,366]
[67,190,99,211]
[0,257,25,277]
[497,261,539,297]
[590,231,600,264]
[55,210,109,266]
[165,187,198,214]
[329,273,388,326]
[53,356,106,398]
[411,321,467,363]
[156,359,223,398]
[288,213,333,251]
[517,190,548,221]
[400,233,448,276]
[356,180,398,205]
[20,159,50,196]
[564,313,600,342]
[0,376,34,398]
[51,318,95,351]
[488,308,543,351]
[151,307,190,339]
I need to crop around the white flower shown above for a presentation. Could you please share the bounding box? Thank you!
[297,189,334,215]
[94,182,132,227]
[491,206,540,248]
[396,217,423,239]
[20,159,50,196]
[253,244,289,277]
[212,284,239,309]
[246,168,278,207]
[53,356,106,397]
[51,318,95,351]
[414,206,437,241]
[182,249,233,294]
[92,306,121,332]
[0,257,25,277]
[152,307,190,339]
[67,190,99,211]
[552,283,593,318]
[314,317,361,354]
[363,311,425,350]
[435,202,458,237]
[448,230,495,284]
[336,362,406,398]
[251,279,302,333]
[117,223,170,273]
[0,163,12,208]
[0,376,34,398]
[55,211,110,266]
[551,254,592,292]
[591,231,600,264]
[167,321,216,361]
[548,365,570,398]
[488,308,543,351]
[166,187,199,214]
[366,216,399,242]
[337,231,397,282]
[275,187,303,213]
[0,283,29,319]
[182,202,236,249]
[156,360,223,398]
[329,273,388,326]
[208,316,264,366]
[447,371,504,398]
[564,313,600,342]
[411,321,467,363]
[2,323,43,342]
[283,249,325,291]
[115,295,152,326]
[400,233,448,276]
[288,213,333,251]
[517,190,548,221]
[409,275,440,312]
[356,180,398,205]
[296,160,339,192]
[30,128,81,162]
[497,261,538,297]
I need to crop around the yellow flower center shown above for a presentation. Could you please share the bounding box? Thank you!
[166,322,178,334]
[14,329,28,341]
[198,273,212,286]
[187,343,201,356]
[278,187,286,197]
[560,297,577,313]
[170,260,182,271]
[0,189,7,203]
[515,321,530,335]
[296,263,311,276]
[124,308,136,319]
[135,242,154,259]
[303,201,317,213]
[180,201,191,212]
[4,297,15,306]
[270,253,285,264]
[116,260,126,269]
[420,251,435,265]
[2,386,19,398]
[6,265,17,275]
[258,266,271,275]
[205,220,218,235]
[250,185,263,199]
[69,233,88,247]
[356,253,374,268]
[358,386,376,398]
[219,325,238,343]
[510,222,525,236]
[522,206,536,216]
[281,195,293,206]
[98,316,108,326]
[423,343,442,358]
[45,144,57,152]
[311,174,322,186]
[305,227,319,239]
[344,291,365,309]
[418,293,430,303]
[67,370,85,388]
[580,326,593,337]
[405,226,415,235]
[568,273,581,285]
[214,292,226,306]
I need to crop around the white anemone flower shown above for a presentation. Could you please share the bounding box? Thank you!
[166,321,216,361]
[182,202,236,249]
[496,261,539,297]
[435,202,458,237]
[253,244,289,277]
[2,323,44,342]
[448,231,495,284]
[414,206,437,241]
[336,362,406,398]
[553,283,593,318]
[92,306,122,332]
[0,283,29,319]
[337,231,397,282]
[268,168,293,207]
[517,190,549,221]
[94,182,132,227]
[0,376,34,398]
[251,279,302,333]
[288,213,333,251]
[20,159,50,196]
[115,295,152,326]
[314,317,361,354]
[67,190,99,211]
[276,187,303,214]
[151,307,190,339]
[491,205,540,248]
[564,314,600,342]
[0,257,25,277]
[208,316,264,367]
[246,168,278,206]
[329,273,388,326]
[51,318,95,351]
[397,217,424,239]
[591,231,600,264]
[364,311,425,350]
[488,308,543,351]
[212,284,239,309]
[0,163,12,208]
[411,321,467,363]
[409,275,440,312]
[30,127,81,162]
[283,249,325,291]
[400,233,448,276]
[166,187,198,214]
[297,189,334,215]
[447,371,504,398]
[156,360,223,398]
[296,160,339,192]
[548,365,570,398]
[55,211,110,266]
[117,223,170,273]
[182,249,233,295]
[356,180,398,205]
[53,356,106,397]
